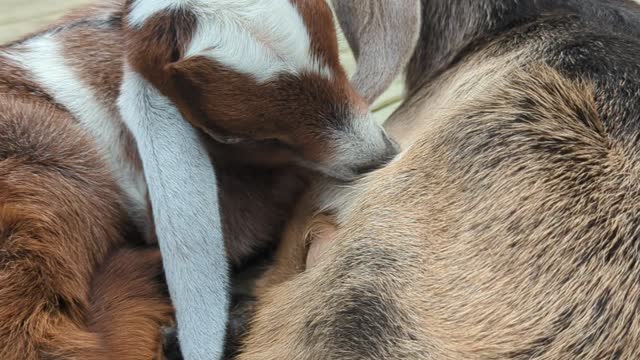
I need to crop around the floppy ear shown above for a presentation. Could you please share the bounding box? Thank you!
[332,0,421,104]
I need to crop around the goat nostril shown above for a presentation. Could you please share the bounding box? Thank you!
[354,163,381,175]
[350,133,398,177]
[383,134,400,154]
[354,152,396,175]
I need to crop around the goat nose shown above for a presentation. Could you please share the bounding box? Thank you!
[354,162,382,176]
[383,133,400,155]
[354,145,397,175]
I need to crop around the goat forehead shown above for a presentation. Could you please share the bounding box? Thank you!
[129,0,333,82]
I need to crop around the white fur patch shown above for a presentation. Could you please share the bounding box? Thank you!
[129,0,332,82]
[128,0,192,27]
[293,112,393,181]
[331,113,391,174]
[334,113,390,162]
[3,35,148,221]
[118,65,228,360]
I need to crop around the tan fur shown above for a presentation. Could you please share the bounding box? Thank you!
[239,59,640,359]
[234,2,640,358]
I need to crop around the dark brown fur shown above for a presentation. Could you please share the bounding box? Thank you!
[0,97,173,359]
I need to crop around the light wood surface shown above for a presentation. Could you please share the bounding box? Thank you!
[0,0,93,43]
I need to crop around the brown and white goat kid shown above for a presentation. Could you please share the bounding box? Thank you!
[0,0,403,359]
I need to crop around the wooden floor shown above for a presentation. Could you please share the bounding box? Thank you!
[0,0,92,43]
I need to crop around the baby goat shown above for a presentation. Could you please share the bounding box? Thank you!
[0,0,400,359]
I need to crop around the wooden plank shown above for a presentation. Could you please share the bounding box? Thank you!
[0,0,91,24]
[0,12,63,43]
[0,0,92,43]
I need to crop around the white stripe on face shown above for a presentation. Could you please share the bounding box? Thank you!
[128,0,332,82]
[118,65,229,360]
[127,0,192,27]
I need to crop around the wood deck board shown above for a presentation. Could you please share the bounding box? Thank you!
[0,0,92,43]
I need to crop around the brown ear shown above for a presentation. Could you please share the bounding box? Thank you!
[332,0,421,104]
[165,57,246,144]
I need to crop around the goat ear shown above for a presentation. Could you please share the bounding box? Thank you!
[331,0,421,104]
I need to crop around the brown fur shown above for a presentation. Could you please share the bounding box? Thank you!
[87,248,174,360]
[61,19,146,176]
[0,97,173,359]
[0,0,399,357]
[0,57,59,107]
[122,1,386,170]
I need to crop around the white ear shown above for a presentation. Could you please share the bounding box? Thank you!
[332,0,421,104]
[118,65,229,360]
